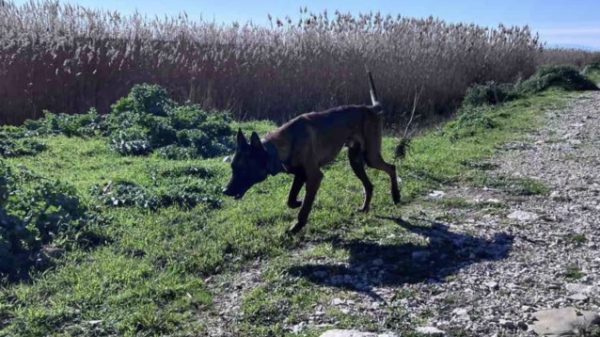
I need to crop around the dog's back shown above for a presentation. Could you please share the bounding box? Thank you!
[266,104,382,169]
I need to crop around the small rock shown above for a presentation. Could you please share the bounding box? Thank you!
[291,322,306,334]
[415,326,445,336]
[331,298,345,306]
[530,307,600,336]
[320,330,397,337]
[485,281,499,290]
[568,293,589,302]
[428,190,446,199]
[507,210,538,222]
[486,198,502,204]
[566,283,594,294]
[452,307,470,321]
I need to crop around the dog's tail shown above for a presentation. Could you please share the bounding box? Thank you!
[367,69,383,114]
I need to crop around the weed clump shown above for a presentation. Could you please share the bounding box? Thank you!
[445,106,499,141]
[22,84,235,159]
[0,127,46,157]
[106,85,234,157]
[463,81,520,106]
[93,173,222,211]
[0,164,105,280]
[518,65,599,93]
[23,109,106,137]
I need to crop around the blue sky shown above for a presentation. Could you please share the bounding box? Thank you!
[14,0,600,49]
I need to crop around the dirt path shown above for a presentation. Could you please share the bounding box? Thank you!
[201,91,600,336]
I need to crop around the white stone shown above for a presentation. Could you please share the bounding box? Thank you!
[319,330,398,337]
[428,190,446,199]
[530,308,600,337]
[415,326,446,336]
[507,210,538,222]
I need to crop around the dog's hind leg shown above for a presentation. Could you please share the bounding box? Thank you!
[365,152,401,204]
[289,167,323,234]
[287,172,305,209]
[348,145,373,212]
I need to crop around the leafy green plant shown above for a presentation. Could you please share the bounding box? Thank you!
[464,81,520,106]
[445,105,499,140]
[0,164,106,279]
[106,84,234,158]
[0,126,46,157]
[93,177,222,211]
[23,109,106,137]
[517,65,599,93]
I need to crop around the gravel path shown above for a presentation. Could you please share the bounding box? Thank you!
[371,90,600,336]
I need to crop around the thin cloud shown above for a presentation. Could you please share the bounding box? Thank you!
[537,27,600,36]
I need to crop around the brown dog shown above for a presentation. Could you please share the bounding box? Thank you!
[223,72,400,233]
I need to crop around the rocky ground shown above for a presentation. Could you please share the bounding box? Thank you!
[203,90,600,336]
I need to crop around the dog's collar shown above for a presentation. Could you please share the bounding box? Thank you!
[264,141,286,175]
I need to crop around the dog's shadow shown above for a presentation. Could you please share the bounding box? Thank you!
[288,216,513,294]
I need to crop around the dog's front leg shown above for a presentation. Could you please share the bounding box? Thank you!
[289,170,323,234]
[287,173,305,209]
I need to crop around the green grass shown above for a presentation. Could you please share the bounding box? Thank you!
[583,63,600,83]
[0,89,571,336]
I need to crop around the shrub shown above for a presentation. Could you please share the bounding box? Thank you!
[583,62,600,82]
[463,82,520,106]
[8,83,235,159]
[0,127,46,157]
[93,177,222,211]
[517,65,599,94]
[445,106,499,141]
[109,127,153,156]
[128,84,173,117]
[23,109,106,137]
[155,145,197,160]
[93,181,160,209]
[105,84,234,158]
[0,164,105,279]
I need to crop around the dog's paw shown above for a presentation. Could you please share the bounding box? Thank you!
[356,206,370,213]
[287,200,303,209]
[288,222,306,234]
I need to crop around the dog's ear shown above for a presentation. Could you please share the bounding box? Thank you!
[236,128,249,151]
[250,132,264,151]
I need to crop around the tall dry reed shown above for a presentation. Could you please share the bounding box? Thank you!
[0,1,550,125]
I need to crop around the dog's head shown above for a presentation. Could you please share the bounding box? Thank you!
[223,129,269,199]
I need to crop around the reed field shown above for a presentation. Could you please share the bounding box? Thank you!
[0,1,562,125]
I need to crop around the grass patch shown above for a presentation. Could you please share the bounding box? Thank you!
[565,264,585,280]
[583,62,600,83]
[566,233,588,246]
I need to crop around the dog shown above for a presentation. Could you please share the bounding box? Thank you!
[223,71,400,234]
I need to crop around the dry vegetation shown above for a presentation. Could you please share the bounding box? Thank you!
[0,1,547,125]
[537,48,600,68]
